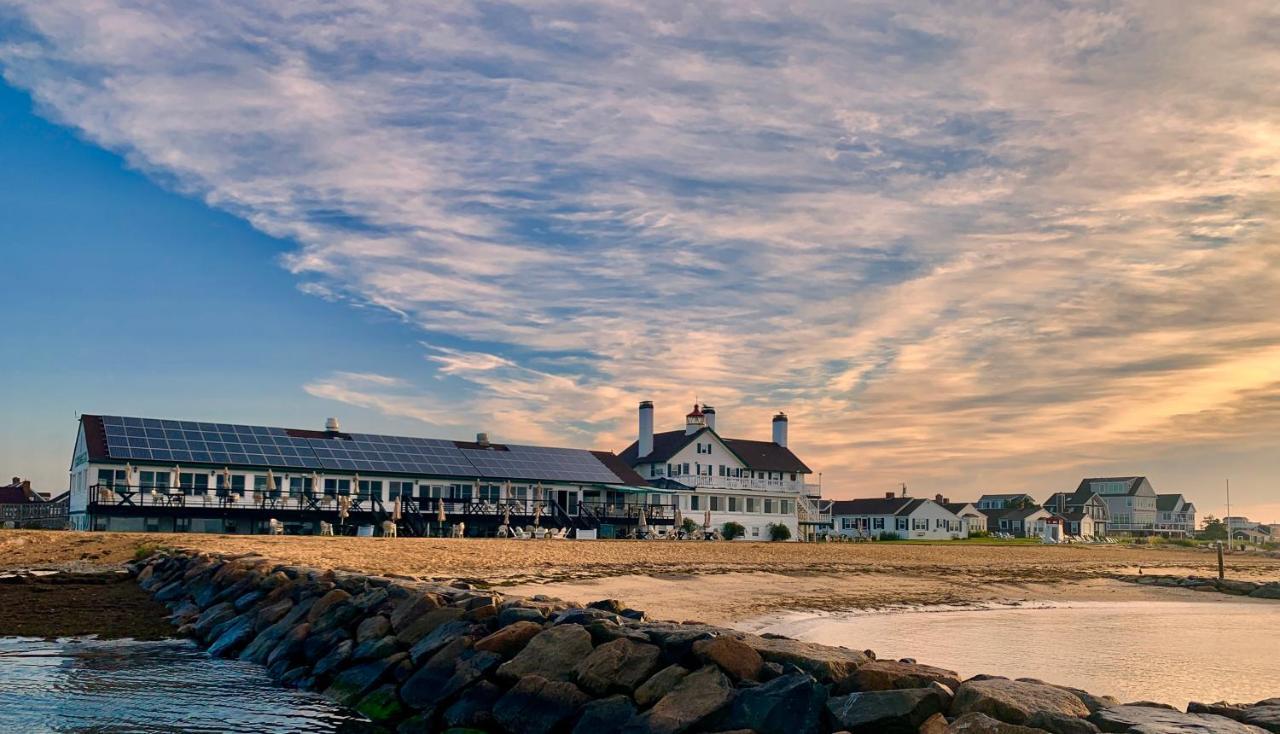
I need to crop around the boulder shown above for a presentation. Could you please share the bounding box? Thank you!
[352,634,399,662]
[574,695,638,734]
[919,713,949,734]
[1239,705,1280,733]
[498,606,546,627]
[207,615,257,658]
[324,652,405,706]
[739,635,869,685]
[952,679,1090,725]
[635,665,691,709]
[355,683,406,724]
[947,712,1051,733]
[575,638,665,696]
[442,679,504,730]
[399,638,501,713]
[693,637,764,683]
[715,672,826,734]
[475,620,544,658]
[408,620,473,665]
[1028,711,1101,734]
[395,607,464,646]
[1248,584,1280,600]
[826,688,950,734]
[254,598,294,629]
[390,592,444,632]
[644,625,718,665]
[496,624,595,683]
[1091,705,1270,733]
[851,660,961,693]
[492,675,592,734]
[312,639,354,678]
[303,627,350,662]
[622,664,735,734]
[192,602,237,639]
[307,589,352,623]
[265,623,311,669]
[356,614,392,642]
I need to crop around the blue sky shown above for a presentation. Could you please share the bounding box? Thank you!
[1,2,1278,520]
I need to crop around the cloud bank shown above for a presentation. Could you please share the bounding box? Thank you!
[3,1,1278,503]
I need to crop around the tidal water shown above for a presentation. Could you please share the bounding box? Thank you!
[0,637,380,733]
[749,598,1280,709]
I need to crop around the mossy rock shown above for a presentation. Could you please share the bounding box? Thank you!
[355,683,404,723]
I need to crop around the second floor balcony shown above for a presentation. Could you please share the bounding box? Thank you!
[665,473,817,495]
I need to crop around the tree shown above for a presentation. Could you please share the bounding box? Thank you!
[768,523,791,541]
[1199,515,1226,541]
[722,521,745,540]
[1008,496,1038,510]
[680,517,699,535]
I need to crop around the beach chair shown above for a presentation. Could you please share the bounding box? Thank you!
[534,527,547,539]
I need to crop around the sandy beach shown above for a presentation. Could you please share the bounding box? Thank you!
[5,530,1279,624]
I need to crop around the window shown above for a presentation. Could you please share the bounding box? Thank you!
[97,468,127,487]
[419,484,445,500]
[728,496,739,512]
[179,472,210,495]
[690,495,701,511]
[140,470,170,491]
[709,496,722,511]
[289,477,313,497]
[323,478,350,497]
[479,484,501,503]
[358,480,383,500]
[682,463,690,475]
[913,518,928,530]
[896,517,909,531]
[763,499,774,514]
[389,481,413,499]
[254,475,282,497]
[873,517,884,530]
[790,473,797,481]
[779,500,792,514]
[746,498,758,513]
[841,518,853,529]
[449,483,473,501]
[217,474,246,496]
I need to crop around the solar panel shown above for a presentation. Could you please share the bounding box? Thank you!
[98,416,624,483]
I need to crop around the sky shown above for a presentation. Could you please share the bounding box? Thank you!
[1,2,1277,521]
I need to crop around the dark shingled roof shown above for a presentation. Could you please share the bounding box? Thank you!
[829,497,924,516]
[1075,476,1149,496]
[618,428,811,474]
[0,481,43,504]
[940,502,982,516]
[1156,494,1185,512]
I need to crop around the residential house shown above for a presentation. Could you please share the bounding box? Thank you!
[1155,494,1197,537]
[829,495,963,540]
[1043,489,1110,537]
[1076,477,1157,535]
[936,497,987,534]
[1226,516,1273,545]
[976,493,1037,511]
[0,477,67,529]
[984,506,1052,538]
[620,402,826,540]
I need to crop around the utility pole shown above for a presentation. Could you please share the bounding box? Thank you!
[1226,478,1232,551]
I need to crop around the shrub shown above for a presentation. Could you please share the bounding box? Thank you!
[768,523,792,542]
[721,522,745,540]
[968,530,990,539]
[680,518,699,535]
[877,531,901,541]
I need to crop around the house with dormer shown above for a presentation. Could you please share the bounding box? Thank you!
[619,401,825,540]
[1076,477,1157,535]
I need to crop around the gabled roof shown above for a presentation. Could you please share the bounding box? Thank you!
[978,493,1035,501]
[829,497,929,516]
[1156,494,1185,512]
[0,481,43,504]
[1076,477,1150,496]
[619,428,811,473]
[985,506,1046,522]
[1044,489,1102,509]
[940,502,981,516]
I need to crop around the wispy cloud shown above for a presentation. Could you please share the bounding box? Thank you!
[3,1,1279,510]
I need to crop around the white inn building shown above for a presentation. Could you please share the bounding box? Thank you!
[618,401,828,541]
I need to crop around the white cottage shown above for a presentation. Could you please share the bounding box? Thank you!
[829,495,963,540]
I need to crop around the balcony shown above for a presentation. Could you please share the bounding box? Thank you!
[665,473,801,493]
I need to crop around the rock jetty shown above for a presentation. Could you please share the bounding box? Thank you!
[1119,573,1280,600]
[131,551,1278,733]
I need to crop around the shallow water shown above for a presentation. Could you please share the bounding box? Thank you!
[748,598,1280,708]
[0,637,381,733]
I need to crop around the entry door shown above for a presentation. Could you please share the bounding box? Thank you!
[555,490,576,514]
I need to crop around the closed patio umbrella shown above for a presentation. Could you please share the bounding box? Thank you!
[170,465,181,493]
[673,507,683,532]
[393,496,402,521]
[502,506,511,527]
[436,497,446,538]
[122,463,134,491]
[533,503,542,528]
[311,471,322,497]
[703,509,711,531]
[352,473,360,498]
[638,507,648,535]
[266,469,277,496]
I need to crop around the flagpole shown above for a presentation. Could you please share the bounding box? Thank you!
[1226,478,1231,550]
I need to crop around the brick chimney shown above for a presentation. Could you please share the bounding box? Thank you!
[885,491,895,499]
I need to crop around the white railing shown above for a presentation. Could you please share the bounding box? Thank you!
[667,474,803,492]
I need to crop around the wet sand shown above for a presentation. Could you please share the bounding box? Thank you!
[0,573,176,639]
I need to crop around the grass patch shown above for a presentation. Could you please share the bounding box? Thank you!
[132,540,168,561]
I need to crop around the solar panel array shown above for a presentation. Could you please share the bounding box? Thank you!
[462,443,622,484]
[98,416,626,483]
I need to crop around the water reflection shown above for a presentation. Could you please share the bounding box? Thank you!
[0,637,383,733]
[750,599,1280,708]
